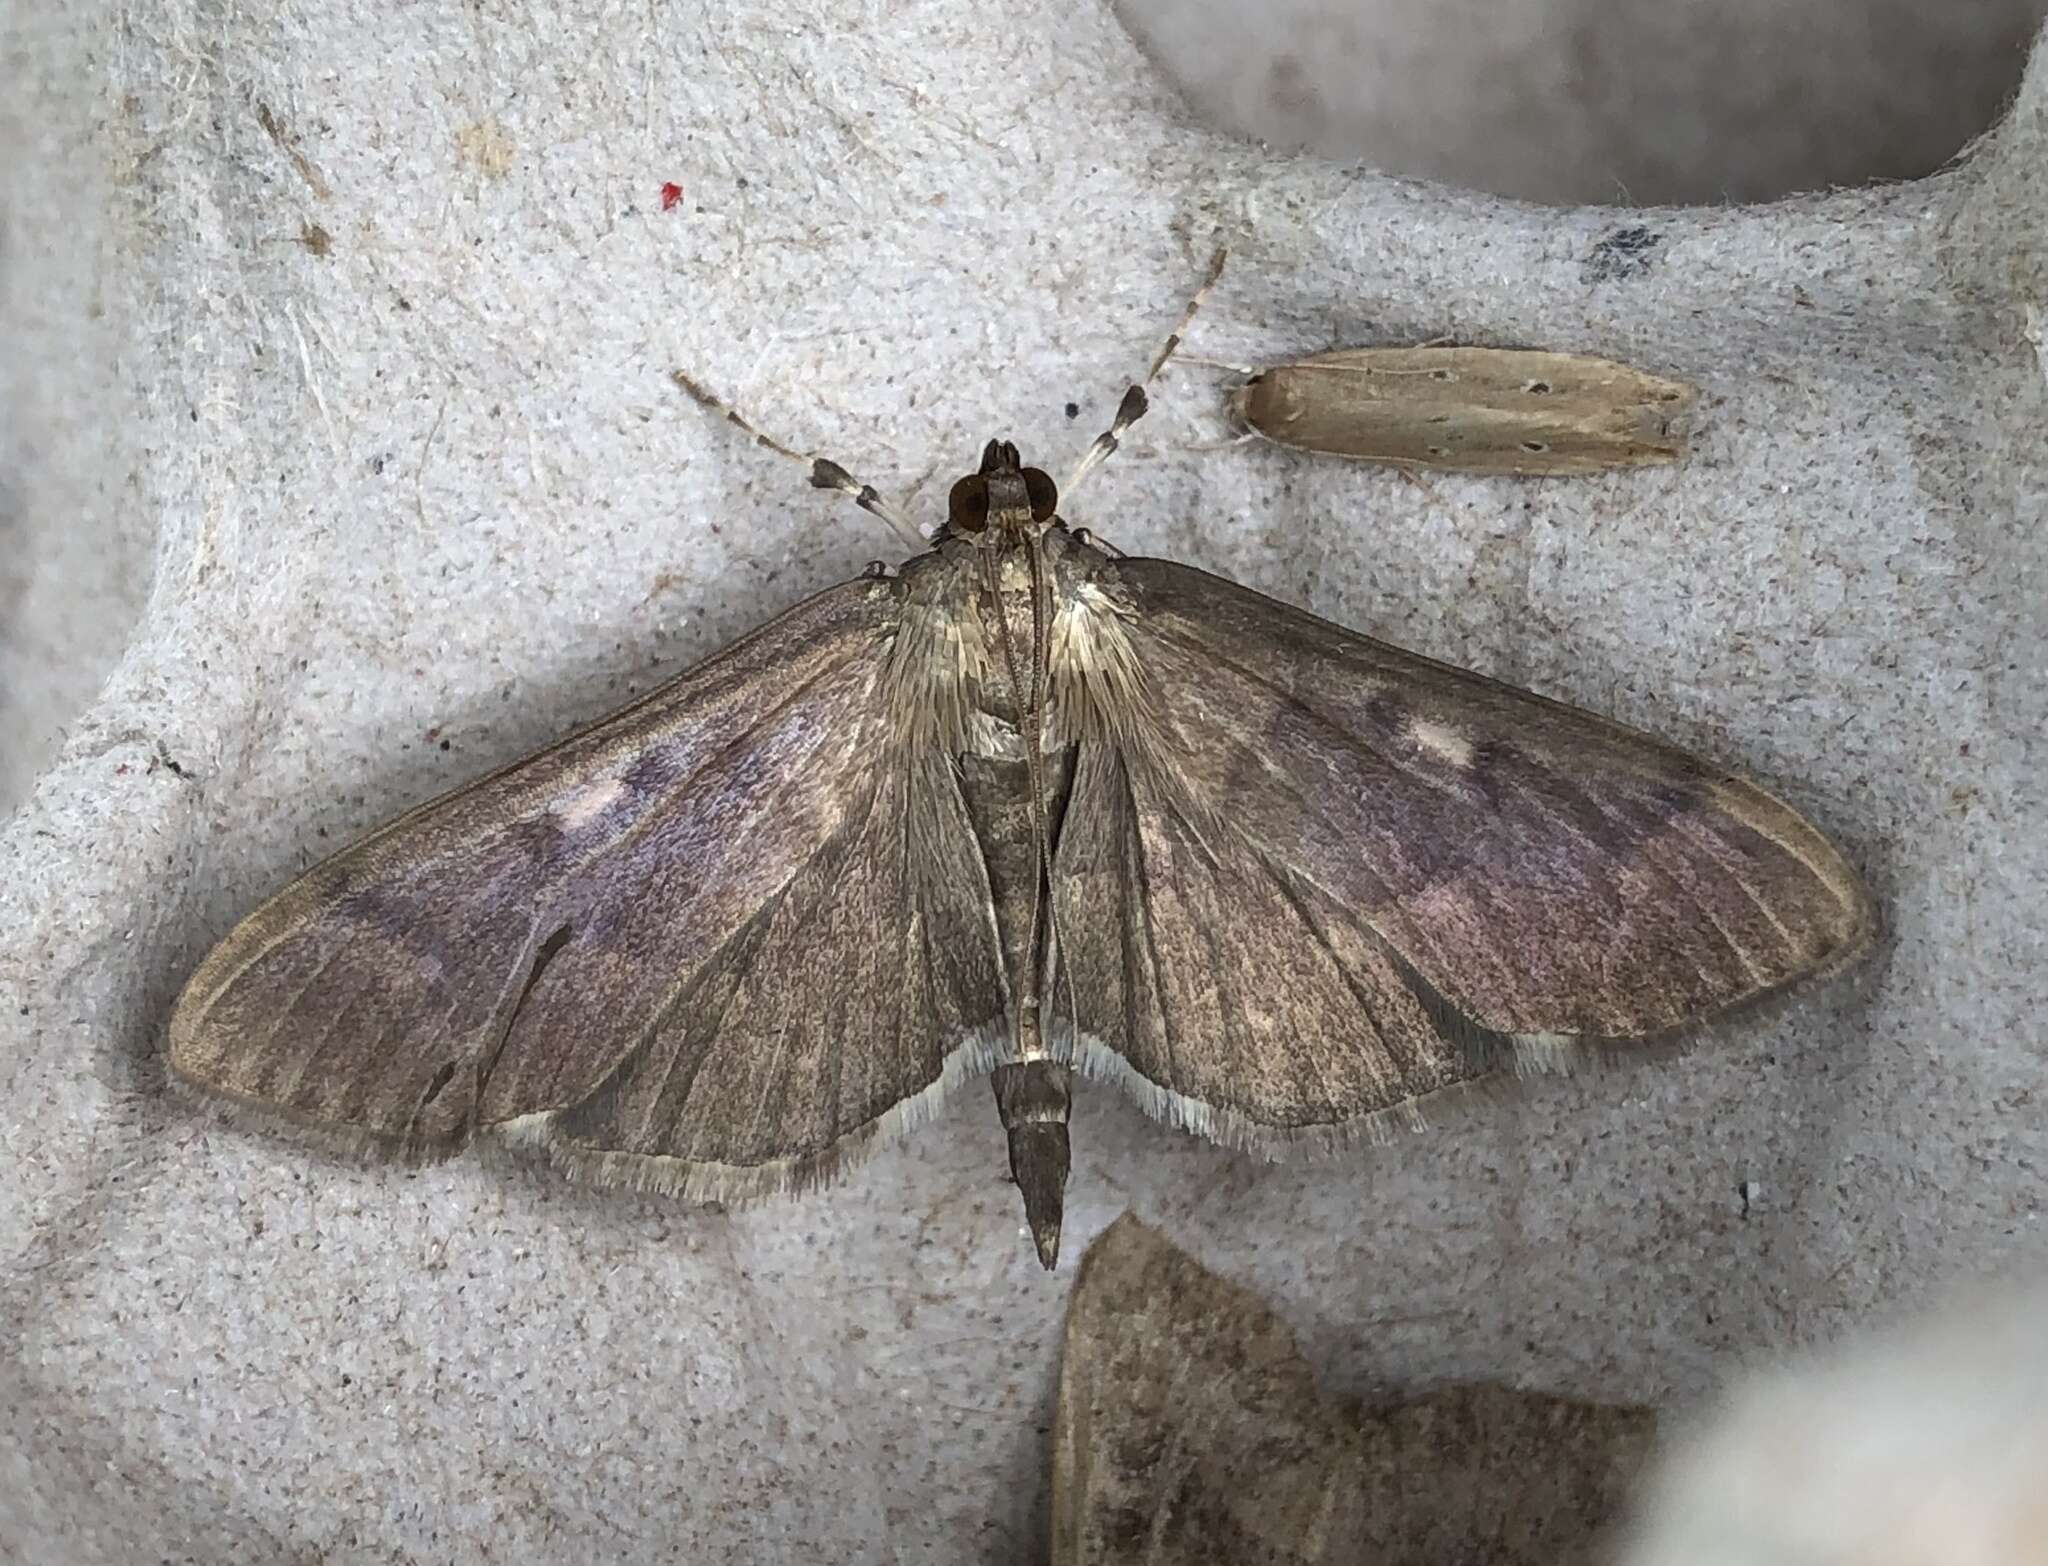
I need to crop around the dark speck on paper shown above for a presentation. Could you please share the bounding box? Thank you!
[1585,226,1661,283]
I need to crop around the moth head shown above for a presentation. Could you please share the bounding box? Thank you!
[948,439,1058,539]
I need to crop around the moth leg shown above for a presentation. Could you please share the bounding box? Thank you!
[669,368,926,551]
[992,1058,1072,1271]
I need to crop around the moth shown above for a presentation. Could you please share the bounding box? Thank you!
[169,379,1870,1270]
[1054,1215,1657,1564]
[1233,346,1696,475]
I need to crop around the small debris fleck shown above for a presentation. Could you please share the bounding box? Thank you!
[456,119,515,181]
[256,102,333,200]
[1585,225,1661,283]
[660,181,684,211]
[149,741,195,782]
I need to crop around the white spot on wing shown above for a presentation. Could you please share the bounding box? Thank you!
[1409,716,1475,768]
[552,776,627,830]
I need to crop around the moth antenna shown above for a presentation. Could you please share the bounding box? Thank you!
[669,369,927,553]
[1063,383,1150,498]
[1143,244,1228,384]
[1173,352,1259,376]
[1026,540,1078,1271]
[983,542,1052,970]
[1024,539,1082,1086]
[808,458,928,555]
[1063,246,1228,499]
[1178,432,1260,455]
[669,368,808,463]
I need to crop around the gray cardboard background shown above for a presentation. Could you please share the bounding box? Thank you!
[1114,0,2048,205]
[3,2,2044,1560]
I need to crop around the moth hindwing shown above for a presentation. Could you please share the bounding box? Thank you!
[169,396,1869,1270]
[1233,345,1697,474]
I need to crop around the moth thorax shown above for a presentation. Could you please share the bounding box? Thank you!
[982,549,1052,679]
[983,470,1040,534]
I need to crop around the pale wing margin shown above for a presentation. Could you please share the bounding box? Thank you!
[1045,557,1873,1148]
[169,574,1010,1198]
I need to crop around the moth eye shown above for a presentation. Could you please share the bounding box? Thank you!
[948,475,991,533]
[1022,467,1058,522]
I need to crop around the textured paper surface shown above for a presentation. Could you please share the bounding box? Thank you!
[3,3,2045,1561]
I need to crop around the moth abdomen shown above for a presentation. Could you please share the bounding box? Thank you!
[993,1060,1072,1271]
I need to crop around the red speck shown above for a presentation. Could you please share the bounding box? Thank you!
[659,182,683,211]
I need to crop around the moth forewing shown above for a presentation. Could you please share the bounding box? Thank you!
[167,572,1013,1194]
[1037,553,1873,1157]
[1233,345,1697,474]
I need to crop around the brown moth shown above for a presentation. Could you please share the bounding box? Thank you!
[1234,346,1696,475]
[168,381,1869,1271]
[1054,1214,1657,1564]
